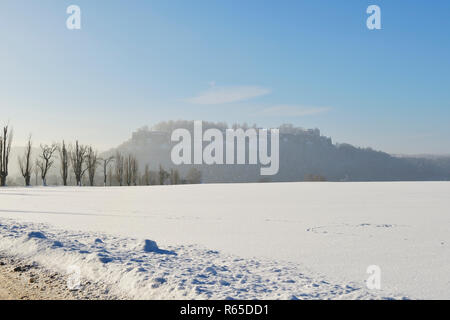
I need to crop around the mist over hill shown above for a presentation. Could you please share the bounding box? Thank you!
[102,121,450,183]
[6,121,449,186]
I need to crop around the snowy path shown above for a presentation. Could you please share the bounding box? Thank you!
[0,252,121,300]
[0,182,449,299]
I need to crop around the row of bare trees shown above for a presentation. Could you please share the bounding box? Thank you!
[111,152,198,186]
[1,124,201,187]
[12,133,108,187]
[113,152,169,186]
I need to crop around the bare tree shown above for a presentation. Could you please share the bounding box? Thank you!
[59,140,70,186]
[70,141,88,186]
[143,164,151,185]
[108,165,113,186]
[18,135,33,186]
[102,156,114,186]
[0,125,13,186]
[37,144,57,186]
[131,156,138,186]
[86,146,100,186]
[170,168,180,185]
[123,154,138,186]
[158,165,169,185]
[115,151,124,186]
[124,155,131,186]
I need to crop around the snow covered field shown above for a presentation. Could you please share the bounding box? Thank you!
[0,182,449,299]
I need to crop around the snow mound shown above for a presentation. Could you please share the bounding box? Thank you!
[27,231,47,239]
[0,218,408,300]
[142,239,177,255]
[52,241,63,248]
[143,239,159,252]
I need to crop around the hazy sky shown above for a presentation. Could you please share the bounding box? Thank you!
[1,0,449,154]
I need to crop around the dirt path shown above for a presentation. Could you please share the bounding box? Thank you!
[0,254,122,300]
[0,285,15,299]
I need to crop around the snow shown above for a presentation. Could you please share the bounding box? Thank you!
[0,182,449,299]
[0,219,401,299]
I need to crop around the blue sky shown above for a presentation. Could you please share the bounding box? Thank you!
[1,0,449,154]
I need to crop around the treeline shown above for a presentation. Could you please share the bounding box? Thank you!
[0,125,201,187]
